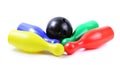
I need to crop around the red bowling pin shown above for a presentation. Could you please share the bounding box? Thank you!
[64,26,114,55]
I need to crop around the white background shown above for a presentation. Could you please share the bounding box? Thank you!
[0,0,120,65]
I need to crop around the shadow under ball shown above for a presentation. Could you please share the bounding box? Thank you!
[46,17,73,41]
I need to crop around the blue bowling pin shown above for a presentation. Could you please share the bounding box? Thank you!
[17,23,60,43]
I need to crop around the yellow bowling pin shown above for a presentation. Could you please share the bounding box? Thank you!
[8,30,64,56]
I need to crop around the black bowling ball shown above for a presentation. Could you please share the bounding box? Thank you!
[46,17,73,41]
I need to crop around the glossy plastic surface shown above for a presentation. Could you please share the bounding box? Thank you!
[64,26,114,55]
[8,30,64,56]
[17,23,60,43]
[61,20,99,45]
[46,17,73,40]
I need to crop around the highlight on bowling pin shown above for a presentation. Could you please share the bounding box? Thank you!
[8,30,64,56]
[17,23,60,43]
[64,26,114,55]
[61,20,99,45]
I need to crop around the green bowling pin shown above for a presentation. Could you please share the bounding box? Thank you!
[61,20,99,45]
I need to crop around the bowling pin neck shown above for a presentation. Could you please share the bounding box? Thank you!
[69,35,78,41]
[61,29,87,46]
[72,29,88,40]
[61,37,75,45]
[73,40,84,48]
[46,44,64,56]
[65,40,84,55]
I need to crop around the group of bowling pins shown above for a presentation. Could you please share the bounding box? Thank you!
[8,17,114,56]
